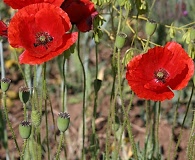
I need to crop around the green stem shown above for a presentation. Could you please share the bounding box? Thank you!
[77,32,86,160]
[168,91,181,160]
[62,53,67,112]
[20,139,28,160]
[173,84,194,159]
[116,49,138,159]
[144,100,151,160]
[91,43,99,159]
[13,50,28,86]
[42,63,50,160]
[23,103,27,121]
[37,127,42,160]
[55,133,64,160]
[2,92,20,155]
[116,92,134,158]
[155,102,161,156]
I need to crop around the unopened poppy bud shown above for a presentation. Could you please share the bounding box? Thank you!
[115,32,127,49]
[57,112,70,132]
[145,20,157,36]
[19,121,31,139]
[1,78,11,92]
[31,110,41,127]
[19,86,30,104]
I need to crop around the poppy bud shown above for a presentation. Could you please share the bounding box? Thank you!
[1,78,11,92]
[94,79,102,94]
[57,112,70,132]
[145,20,157,36]
[115,32,127,49]
[31,110,41,127]
[19,121,31,139]
[19,86,30,104]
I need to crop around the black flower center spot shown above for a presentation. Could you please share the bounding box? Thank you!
[154,68,169,83]
[34,32,53,49]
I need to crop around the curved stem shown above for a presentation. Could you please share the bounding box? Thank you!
[77,32,86,160]
[91,43,99,159]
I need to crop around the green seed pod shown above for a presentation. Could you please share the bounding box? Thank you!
[115,32,127,49]
[1,78,11,92]
[57,112,70,133]
[145,20,157,36]
[19,86,30,104]
[31,110,41,127]
[19,121,31,139]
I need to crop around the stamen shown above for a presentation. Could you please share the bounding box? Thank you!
[154,68,169,83]
[34,32,53,49]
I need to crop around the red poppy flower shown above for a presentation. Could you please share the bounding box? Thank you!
[3,0,63,9]
[8,3,78,65]
[126,42,194,101]
[0,20,8,37]
[61,0,98,32]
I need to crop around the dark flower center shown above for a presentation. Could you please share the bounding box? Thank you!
[154,68,169,83]
[34,32,53,49]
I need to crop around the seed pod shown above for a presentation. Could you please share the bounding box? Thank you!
[115,32,127,49]
[19,86,30,104]
[19,121,31,139]
[57,112,70,132]
[1,78,11,92]
[145,20,157,36]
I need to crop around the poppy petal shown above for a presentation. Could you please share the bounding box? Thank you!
[126,42,194,101]
[165,41,194,90]
[8,3,77,65]
[61,0,98,32]
[4,0,63,9]
[0,20,8,37]
[19,32,78,65]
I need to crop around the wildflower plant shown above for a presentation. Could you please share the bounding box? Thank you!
[0,0,195,160]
